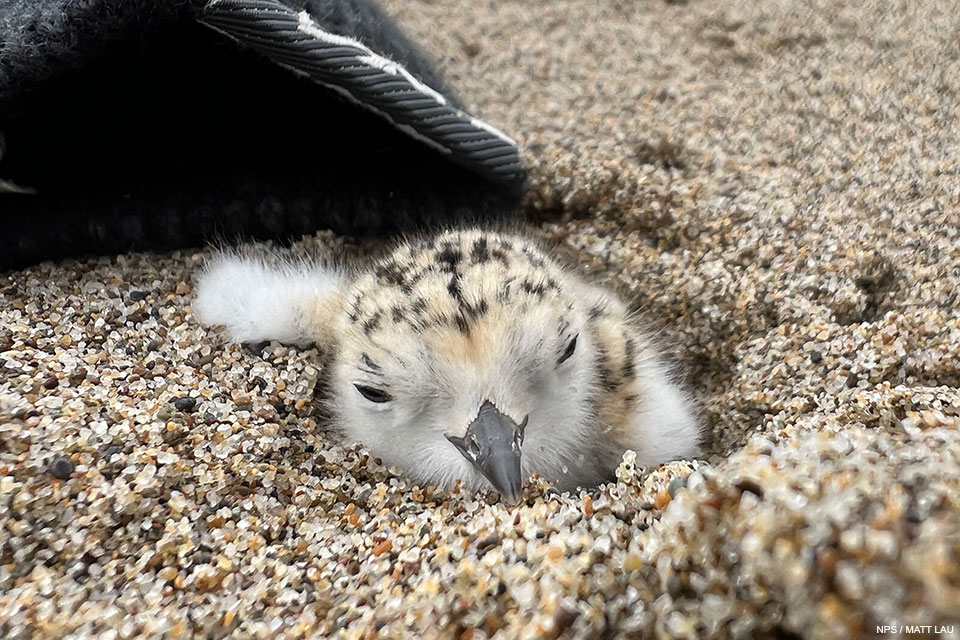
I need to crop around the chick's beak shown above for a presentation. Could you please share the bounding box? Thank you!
[445,401,528,505]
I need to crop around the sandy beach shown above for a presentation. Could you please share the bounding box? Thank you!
[2,0,959,637]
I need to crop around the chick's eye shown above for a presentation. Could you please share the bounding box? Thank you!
[558,333,578,364]
[354,384,391,403]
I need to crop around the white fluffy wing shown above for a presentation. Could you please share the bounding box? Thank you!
[193,251,345,346]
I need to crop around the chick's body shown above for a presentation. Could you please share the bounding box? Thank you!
[195,229,700,496]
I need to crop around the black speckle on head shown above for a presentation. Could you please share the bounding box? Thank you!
[436,245,462,273]
[622,336,637,380]
[454,312,470,335]
[491,248,509,266]
[598,364,619,391]
[471,238,490,264]
[521,279,546,298]
[375,261,408,289]
[595,343,619,391]
[588,304,605,320]
[464,298,488,320]
[390,306,405,323]
[348,295,362,323]
[447,275,463,303]
[411,297,428,315]
[361,353,382,371]
[362,311,382,336]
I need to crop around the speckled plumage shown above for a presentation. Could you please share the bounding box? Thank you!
[195,228,701,494]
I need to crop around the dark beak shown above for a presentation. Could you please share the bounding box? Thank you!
[445,400,528,505]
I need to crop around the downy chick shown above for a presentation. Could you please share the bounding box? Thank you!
[194,229,700,502]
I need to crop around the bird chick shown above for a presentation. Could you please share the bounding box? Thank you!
[194,229,700,502]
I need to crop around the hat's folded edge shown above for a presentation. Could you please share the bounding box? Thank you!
[200,0,524,186]
[0,0,525,271]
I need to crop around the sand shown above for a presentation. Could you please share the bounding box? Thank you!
[2,0,959,637]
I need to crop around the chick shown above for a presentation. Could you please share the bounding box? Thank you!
[194,229,700,502]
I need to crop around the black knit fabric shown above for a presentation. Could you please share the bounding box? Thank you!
[0,0,523,270]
